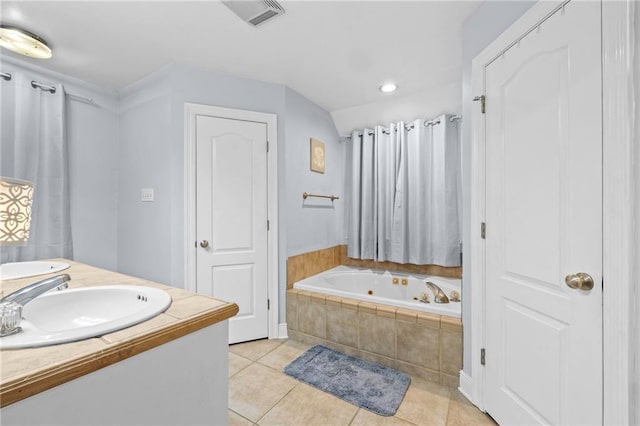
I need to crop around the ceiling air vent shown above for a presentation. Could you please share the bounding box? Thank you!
[221,0,285,27]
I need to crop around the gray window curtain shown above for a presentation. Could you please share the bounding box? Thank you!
[0,72,72,262]
[347,115,460,266]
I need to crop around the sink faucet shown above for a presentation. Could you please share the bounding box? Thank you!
[1,274,70,306]
[425,281,449,304]
[0,274,70,337]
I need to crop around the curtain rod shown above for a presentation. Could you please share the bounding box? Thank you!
[1,71,94,104]
[30,80,94,104]
[347,114,462,138]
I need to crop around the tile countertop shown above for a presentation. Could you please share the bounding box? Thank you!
[0,260,239,408]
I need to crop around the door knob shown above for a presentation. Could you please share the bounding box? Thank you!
[200,240,209,248]
[565,272,594,290]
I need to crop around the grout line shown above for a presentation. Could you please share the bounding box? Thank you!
[228,408,255,425]
[254,381,301,425]
[347,408,360,425]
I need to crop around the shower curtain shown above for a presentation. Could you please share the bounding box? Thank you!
[347,115,460,266]
[0,73,72,262]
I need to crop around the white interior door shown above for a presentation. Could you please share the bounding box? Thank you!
[196,114,269,344]
[484,2,602,424]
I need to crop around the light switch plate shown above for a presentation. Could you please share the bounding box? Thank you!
[141,188,154,202]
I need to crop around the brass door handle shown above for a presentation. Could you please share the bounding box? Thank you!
[565,272,594,291]
[200,240,209,248]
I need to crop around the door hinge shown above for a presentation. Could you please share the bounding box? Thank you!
[267,299,270,310]
[267,219,270,231]
[473,95,486,114]
[481,348,486,366]
[195,241,197,248]
[481,222,486,239]
[266,141,269,152]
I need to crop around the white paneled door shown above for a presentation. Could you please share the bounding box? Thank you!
[196,115,269,344]
[484,1,602,424]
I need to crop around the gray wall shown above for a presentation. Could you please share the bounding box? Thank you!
[116,67,341,324]
[0,56,120,270]
[284,87,344,256]
[460,0,535,377]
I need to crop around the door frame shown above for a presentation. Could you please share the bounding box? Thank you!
[183,102,280,340]
[469,1,636,424]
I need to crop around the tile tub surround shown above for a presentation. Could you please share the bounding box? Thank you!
[287,245,461,290]
[286,289,462,387]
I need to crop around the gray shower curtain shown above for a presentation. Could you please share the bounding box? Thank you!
[0,72,72,262]
[347,115,460,266]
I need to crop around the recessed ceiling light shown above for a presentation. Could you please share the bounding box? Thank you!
[0,25,52,59]
[379,83,398,93]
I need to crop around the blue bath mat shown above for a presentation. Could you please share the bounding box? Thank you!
[284,345,410,416]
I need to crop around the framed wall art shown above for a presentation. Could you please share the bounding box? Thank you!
[310,138,325,174]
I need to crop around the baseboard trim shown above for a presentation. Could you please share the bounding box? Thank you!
[278,323,288,339]
[458,370,474,403]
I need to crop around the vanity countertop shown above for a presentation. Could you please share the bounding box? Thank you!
[0,260,238,408]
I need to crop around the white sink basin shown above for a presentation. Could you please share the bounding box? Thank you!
[0,285,172,350]
[0,261,70,280]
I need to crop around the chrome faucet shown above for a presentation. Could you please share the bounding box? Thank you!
[425,281,449,304]
[1,274,70,306]
[0,273,70,337]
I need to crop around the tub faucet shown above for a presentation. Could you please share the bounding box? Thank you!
[425,281,449,304]
[1,274,70,306]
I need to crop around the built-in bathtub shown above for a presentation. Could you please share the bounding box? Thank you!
[293,265,461,317]
[287,265,463,388]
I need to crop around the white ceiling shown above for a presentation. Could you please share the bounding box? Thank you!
[0,1,479,119]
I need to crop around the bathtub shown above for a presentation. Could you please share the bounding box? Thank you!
[293,265,461,318]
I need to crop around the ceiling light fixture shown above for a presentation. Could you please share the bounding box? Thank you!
[0,25,52,59]
[379,82,398,93]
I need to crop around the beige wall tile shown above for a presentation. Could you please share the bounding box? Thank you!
[288,331,326,347]
[310,292,326,304]
[376,305,397,319]
[286,292,298,332]
[440,330,463,375]
[287,244,461,291]
[297,299,326,338]
[339,245,462,279]
[395,360,441,384]
[440,315,463,332]
[323,340,360,357]
[359,312,395,358]
[358,301,377,314]
[325,295,342,307]
[397,321,440,371]
[287,245,343,289]
[326,305,358,347]
[297,291,312,302]
[396,308,418,323]
[440,372,460,388]
[341,298,359,311]
[417,312,441,329]
[358,350,396,370]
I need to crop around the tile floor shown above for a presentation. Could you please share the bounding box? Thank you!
[228,339,495,426]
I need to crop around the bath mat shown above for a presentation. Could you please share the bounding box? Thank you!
[284,345,410,416]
